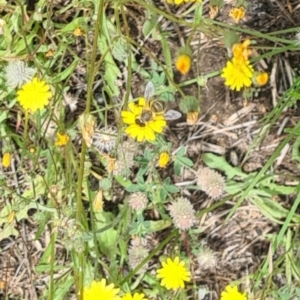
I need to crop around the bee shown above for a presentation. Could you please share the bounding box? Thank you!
[135,82,181,126]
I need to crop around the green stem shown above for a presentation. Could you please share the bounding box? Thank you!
[74,0,105,299]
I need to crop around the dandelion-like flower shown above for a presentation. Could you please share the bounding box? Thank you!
[17,77,52,112]
[196,167,225,199]
[128,244,149,274]
[83,279,120,300]
[156,256,191,290]
[2,152,11,168]
[221,57,254,91]
[167,0,202,4]
[121,292,148,300]
[229,6,246,23]
[253,72,269,87]
[221,285,247,300]
[168,197,197,230]
[93,126,117,153]
[121,98,166,142]
[158,152,170,168]
[55,132,69,146]
[5,60,36,89]
[128,192,148,211]
[175,54,191,75]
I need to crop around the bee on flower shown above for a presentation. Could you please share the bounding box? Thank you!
[121,82,181,142]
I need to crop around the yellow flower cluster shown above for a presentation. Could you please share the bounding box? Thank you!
[221,40,253,91]
[221,40,268,91]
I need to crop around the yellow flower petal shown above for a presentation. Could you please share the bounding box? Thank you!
[84,279,120,300]
[17,77,52,113]
[158,152,170,168]
[156,256,191,291]
[175,54,191,75]
[220,285,247,300]
[229,6,245,23]
[2,152,11,168]
[221,57,254,91]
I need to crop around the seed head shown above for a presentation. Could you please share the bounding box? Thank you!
[197,247,218,270]
[128,245,149,274]
[168,197,197,230]
[5,60,36,89]
[93,126,117,153]
[128,192,148,211]
[196,167,225,199]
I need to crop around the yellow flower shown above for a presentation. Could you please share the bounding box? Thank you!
[156,256,191,290]
[55,132,69,146]
[229,6,245,23]
[253,72,269,86]
[158,152,170,168]
[17,77,52,113]
[2,152,11,168]
[74,26,84,36]
[121,292,148,300]
[167,0,201,4]
[221,285,247,300]
[221,57,254,91]
[45,49,55,58]
[175,54,191,75]
[83,279,120,300]
[232,39,251,61]
[121,97,166,142]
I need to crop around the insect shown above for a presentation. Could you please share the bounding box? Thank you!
[135,82,181,126]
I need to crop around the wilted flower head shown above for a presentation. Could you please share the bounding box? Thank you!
[196,167,225,199]
[168,197,197,230]
[197,246,217,270]
[229,6,246,23]
[128,244,149,274]
[63,92,78,112]
[78,113,95,148]
[128,192,148,211]
[0,18,6,35]
[107,140,138,176]
[5,60,36,89]
[93,126,117,153]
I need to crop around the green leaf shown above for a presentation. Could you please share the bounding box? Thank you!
[202,153,248,179]
[52,57,79,83]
